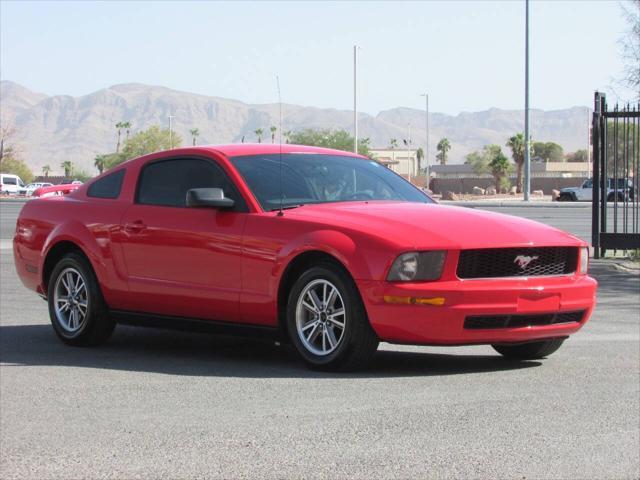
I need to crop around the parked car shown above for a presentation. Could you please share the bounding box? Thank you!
[14,144,597,370]
[0,173,25,195]
[18,182,54,196]
[558,178,636,202]
[32,183,82,198]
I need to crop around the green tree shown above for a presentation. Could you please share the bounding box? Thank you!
[61,161,74,178]
[115,122,125,153]
[94,154,108,174]
[190,128,200,146]
[532,141,564,162]
[42,164,51,178]
[465,144,505,175]
[566,149,589,162]
[255,128,264,143]
[270,125,277,143]
[488,149,513,193]
[121,125,182,161]
[283,130,292,144]
[436,138,451,165]
[506,133,526,193]
[72,169,93,182]
[102,152,127,170]
[0,156,34,183]
[416,147,424,172]
[122,121,132,142]
[289,128,371,157]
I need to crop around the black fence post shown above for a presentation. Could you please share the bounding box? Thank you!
[592,92,602,258]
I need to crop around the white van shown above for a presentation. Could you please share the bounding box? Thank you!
[0,174,25,194]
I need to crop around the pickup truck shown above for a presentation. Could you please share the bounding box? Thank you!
[558,178,636,202]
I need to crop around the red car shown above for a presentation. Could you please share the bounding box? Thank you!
[13,144,597,370]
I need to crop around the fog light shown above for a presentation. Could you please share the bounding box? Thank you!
[383,295,445,306]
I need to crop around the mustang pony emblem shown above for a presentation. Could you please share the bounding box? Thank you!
[514,255,539,270]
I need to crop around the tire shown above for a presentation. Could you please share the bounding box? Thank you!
[492,338,565,360]
[607,193,624,202]
[558,193,572,202]
[286,262,379,371]
[47,252,115,346]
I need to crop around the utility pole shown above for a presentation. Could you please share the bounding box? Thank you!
[353,45,358,154]
[420,93,429,182]
[524,0,531,201]
[168,113,175,149]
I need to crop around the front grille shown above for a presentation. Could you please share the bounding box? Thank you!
[457,247,578,279]
[464,310,585,329]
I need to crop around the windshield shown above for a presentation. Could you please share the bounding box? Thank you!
[230,153,432,211]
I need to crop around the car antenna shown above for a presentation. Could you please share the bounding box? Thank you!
[276,75,284,217]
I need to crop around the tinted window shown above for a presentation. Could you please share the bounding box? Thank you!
[87,170,126,199]
[231,154,432,211]
[2,177,17,185]
[136,158,246,210]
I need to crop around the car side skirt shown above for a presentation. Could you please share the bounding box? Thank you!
[111,310,282,340]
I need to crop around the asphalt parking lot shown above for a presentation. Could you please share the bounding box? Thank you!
[1,200,639,479]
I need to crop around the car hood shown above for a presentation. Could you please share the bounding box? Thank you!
[283,201,583,249]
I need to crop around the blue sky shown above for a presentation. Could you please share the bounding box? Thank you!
[0,1,633,115]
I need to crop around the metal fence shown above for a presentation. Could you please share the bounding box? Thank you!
[591,92,640,257]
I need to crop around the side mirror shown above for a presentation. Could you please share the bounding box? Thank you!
[186,188,235,209]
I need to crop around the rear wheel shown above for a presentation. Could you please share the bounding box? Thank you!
[558,193,573,202]
[286,263,379,371]
[47,252,115,346]
[492,338,565,359]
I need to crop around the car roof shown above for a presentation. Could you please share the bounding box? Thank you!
[203,143,366,158]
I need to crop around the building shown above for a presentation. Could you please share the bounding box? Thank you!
[370,148,419,177]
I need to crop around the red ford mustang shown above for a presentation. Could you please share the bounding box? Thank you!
[13,144,597,370]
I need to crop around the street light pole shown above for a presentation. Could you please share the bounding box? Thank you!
[168,113,175,149]
[353,45,358,154]
[420,93,429,183]
[524,0,531,201]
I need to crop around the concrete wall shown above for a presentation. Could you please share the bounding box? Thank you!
[429,177,585,195]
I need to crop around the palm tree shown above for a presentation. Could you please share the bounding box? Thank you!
[115,122,126,152]
[436,138,451,165]
[283,130,292,144]
[122,121,132,142]
[506,133,526,193]
[190,128,200,146]
[61,161,73,178]
[389,138,398,164]
[416,147,424,173]
[255,128,264,143]
[270,126,277,143]
[94,155,106,175]
[42,165,51,178]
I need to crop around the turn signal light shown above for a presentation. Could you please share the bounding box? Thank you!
[383,295,445,306]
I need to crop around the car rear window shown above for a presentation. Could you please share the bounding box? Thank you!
[87,169,126,199]
[2,177,17,185]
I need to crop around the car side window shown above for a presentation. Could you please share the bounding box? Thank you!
[87,169,126,199]
[136,157,247,211]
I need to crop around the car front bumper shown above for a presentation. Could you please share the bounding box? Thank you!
[359,274,597,345]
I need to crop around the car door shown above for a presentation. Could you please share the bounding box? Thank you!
[577,179,592,201]
[118,156,248,322]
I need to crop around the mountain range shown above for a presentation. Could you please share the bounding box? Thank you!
[0,80,591,175]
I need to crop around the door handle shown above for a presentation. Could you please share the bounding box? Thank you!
[124,220,147,234]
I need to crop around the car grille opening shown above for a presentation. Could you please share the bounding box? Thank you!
[457,247,578,279]
[464,310,585,330]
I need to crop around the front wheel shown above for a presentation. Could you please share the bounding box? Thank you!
[492,338,565,360]
[286,263,379,371]
[47,252,115,346]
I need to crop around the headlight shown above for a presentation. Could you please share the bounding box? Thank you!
[387,251,446,282]
[579,247,589,274]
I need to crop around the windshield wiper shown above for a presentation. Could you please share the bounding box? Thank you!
[271,204,305,212]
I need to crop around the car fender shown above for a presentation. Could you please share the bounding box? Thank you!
[276,229,370,280]
[40,221,113,295]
